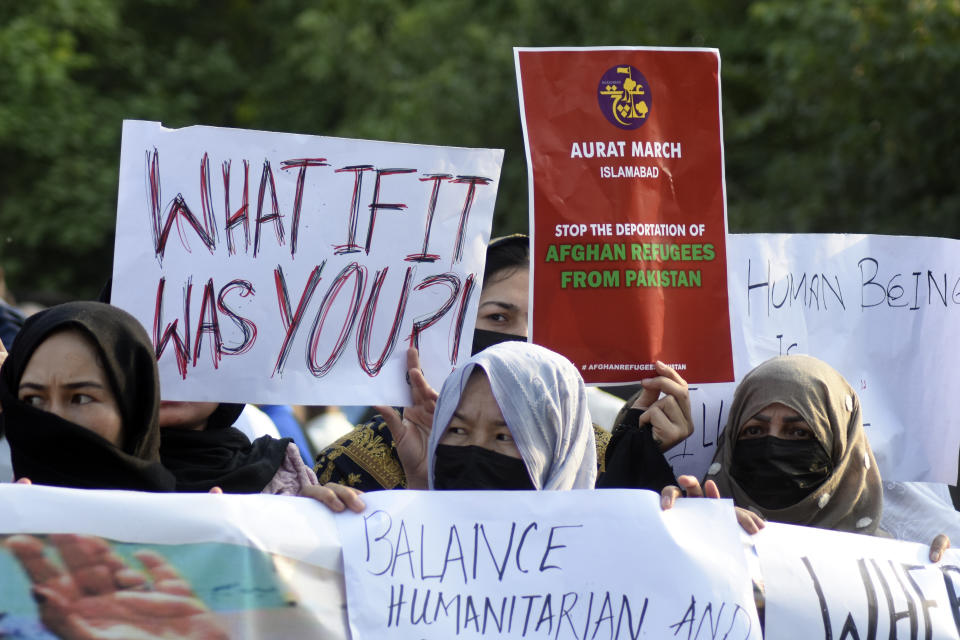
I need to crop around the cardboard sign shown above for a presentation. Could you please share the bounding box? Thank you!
[756,522,960,640]
[337,489,761,640]
[669,234,960,484]
[112,120,502,405]
[515,47,734,385]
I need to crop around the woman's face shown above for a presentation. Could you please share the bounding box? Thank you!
[476,267,529,336]
[158,401,219,430]
[17,330,123,446]
[738,402,815,441]
[439,370,521,458]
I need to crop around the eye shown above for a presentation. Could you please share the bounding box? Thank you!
[483,311,509,324]
[738,424,764,439]
[495,431,515,442]
[72,393,95,405]
[20,394,44,408]
[445,425,467,437]
[788,425,814,440]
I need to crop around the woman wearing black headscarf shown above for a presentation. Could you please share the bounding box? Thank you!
[0,301,175,491]
[158,401,317,494]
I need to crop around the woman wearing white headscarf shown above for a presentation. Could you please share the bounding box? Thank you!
[425,341,596,491]
[309,342,597,511]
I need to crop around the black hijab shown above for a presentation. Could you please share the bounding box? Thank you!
[159,403,292,493]
[0,301,175,491]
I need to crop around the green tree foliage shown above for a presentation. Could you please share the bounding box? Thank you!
[0,0,957,300]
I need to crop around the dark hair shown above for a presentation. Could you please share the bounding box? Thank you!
[483,234,529,287]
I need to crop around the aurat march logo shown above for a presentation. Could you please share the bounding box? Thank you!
[597,65,652,130]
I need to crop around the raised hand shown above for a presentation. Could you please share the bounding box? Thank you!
[375,347,438,489]
[631,361,694,452]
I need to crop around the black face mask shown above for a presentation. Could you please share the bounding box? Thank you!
[471,329,525,356]
[730,436,833,510]
[433,444,535,490]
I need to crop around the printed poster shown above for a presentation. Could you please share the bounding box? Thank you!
[515,47,734,384]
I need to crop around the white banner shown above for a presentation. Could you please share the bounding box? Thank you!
[336,489,760,640]
[0,484,349,639]
[112,120,503,406]
[15,486,958,640]
[756,522,960,640]
[671,233,960,484]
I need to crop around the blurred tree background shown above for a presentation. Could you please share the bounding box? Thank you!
[1,0,957,301]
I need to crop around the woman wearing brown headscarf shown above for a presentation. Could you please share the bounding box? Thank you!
[703,354,881,534]
[663,355,950,560]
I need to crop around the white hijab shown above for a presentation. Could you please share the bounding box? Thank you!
[427,342,596,490]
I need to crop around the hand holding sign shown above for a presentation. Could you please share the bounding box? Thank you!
[931,532,951,562]
[632,361,694,451]
[4,534,228,640]
[375,347,438,490]
[300,482,366,514]
[661,475,766,534]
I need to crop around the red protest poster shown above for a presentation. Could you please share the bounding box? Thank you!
[514,47,734,384]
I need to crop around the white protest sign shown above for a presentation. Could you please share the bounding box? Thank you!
[756,522,960,640]
[0,485,350,639]
[336,489,761,640]
[669,233,960,484]
[112,120,502,405]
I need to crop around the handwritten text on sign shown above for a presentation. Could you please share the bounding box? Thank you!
[669,234,960,484]
[112,121,502,405]
[337,490,761,640]
[757,522,960,640]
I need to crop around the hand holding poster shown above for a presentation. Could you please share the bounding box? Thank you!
[515,47,734,385]
[112,121,503,406]
[336,489,761,640]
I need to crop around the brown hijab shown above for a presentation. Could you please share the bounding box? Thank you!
[706,355,882,534]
